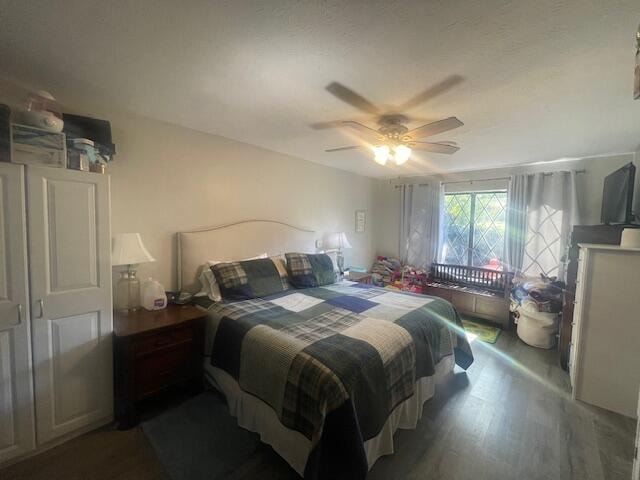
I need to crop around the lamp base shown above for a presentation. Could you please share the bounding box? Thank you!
[115,268,141,314]
[336,251,346,282]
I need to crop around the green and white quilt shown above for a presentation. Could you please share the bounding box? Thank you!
[207,281,473,479]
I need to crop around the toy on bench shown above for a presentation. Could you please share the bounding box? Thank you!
[388,268,428,293]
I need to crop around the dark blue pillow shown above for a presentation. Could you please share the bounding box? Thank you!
[285,253,336,288]
[211,257,289,300]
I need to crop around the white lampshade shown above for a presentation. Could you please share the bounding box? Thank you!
[111,233,156,266]
[325,232,353,250]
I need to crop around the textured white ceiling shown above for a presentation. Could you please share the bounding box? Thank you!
[1,0,639,178]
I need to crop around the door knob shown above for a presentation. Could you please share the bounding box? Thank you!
[38,299,45,318]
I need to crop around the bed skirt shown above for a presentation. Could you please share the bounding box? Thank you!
[203,354,455,476]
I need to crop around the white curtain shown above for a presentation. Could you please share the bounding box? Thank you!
[399,183,441,269]
[437,183,446,263]
[521,171,580,280]
[505,174,528,273]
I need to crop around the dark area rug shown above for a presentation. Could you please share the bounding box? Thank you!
[142,391,297,480]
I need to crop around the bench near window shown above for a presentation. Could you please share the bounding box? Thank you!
[424,263,514,329]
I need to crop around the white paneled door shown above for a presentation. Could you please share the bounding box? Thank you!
[27,166,113,444]
[0,164,35,462]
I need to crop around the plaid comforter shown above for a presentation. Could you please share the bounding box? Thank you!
[208,281,473,479]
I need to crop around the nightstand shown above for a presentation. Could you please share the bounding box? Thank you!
[113,304,206,429]
[345,271,373,284]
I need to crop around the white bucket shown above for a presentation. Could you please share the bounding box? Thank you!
[516,308,558,349]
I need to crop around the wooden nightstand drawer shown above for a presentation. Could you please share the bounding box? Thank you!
[134,327,194,355]
[113,305,206,429]
[135,342,193,399]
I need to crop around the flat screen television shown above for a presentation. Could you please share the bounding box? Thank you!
[601,162,636,224]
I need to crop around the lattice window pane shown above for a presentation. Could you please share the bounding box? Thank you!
[521,205,564,277]
[443,193,471,265]
[443,191,507,267]
[472,192,507,267]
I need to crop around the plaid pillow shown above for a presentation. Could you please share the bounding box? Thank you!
[212,257,289,300]
[285,253,336,288]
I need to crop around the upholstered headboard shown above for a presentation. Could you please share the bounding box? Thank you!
[177,220,316,293]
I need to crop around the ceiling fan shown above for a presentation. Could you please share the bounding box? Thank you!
[315,75,464,166]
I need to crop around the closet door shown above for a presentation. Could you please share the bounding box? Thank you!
[0,163,35,462]
[27,166,113,444]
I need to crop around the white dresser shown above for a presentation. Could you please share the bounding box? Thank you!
[569,243,640,419]
[0,163,113,464]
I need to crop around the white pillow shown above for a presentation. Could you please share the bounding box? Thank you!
[195,253,267,301]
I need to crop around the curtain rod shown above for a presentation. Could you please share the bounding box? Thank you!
[441,176,509,186]
[393,169,586,188]
[442,169,586,186]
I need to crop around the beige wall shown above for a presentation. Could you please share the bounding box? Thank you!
[0,78,376,290]
[373,153,638,259]
[106,112,376,289]
[373,180,402,258]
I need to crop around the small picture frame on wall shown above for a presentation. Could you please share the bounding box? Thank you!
[355,210,366,233]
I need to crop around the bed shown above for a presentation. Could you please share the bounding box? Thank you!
[177,220,473,479]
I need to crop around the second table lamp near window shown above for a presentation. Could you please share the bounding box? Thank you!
[112,233,155,314]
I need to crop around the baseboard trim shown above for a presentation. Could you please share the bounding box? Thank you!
[0,414,114,469]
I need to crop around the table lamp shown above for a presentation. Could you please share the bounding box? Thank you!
[326,232,352,274]
[112,233,155,314]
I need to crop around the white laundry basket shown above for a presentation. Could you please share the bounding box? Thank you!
[515,300,559,349]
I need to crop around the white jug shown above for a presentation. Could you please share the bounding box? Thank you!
[141,278,167,311]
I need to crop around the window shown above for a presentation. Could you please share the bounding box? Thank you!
[442,191,507,268]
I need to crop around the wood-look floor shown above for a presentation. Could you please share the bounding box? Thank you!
[1,330,635,480]
[367,331,637,480]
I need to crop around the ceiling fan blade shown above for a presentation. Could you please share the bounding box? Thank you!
[409,142,460,154]
[310,120,346,130]
[399,75,464,110]
[325,145,361,152]
[342,121,383,141]
[403,115,438,123]
[326,82,380,115]
[406,117,463,140]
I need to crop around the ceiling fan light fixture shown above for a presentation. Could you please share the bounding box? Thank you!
[319,79,464,165]
[373,145,390,165]
[393,145,411,165]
